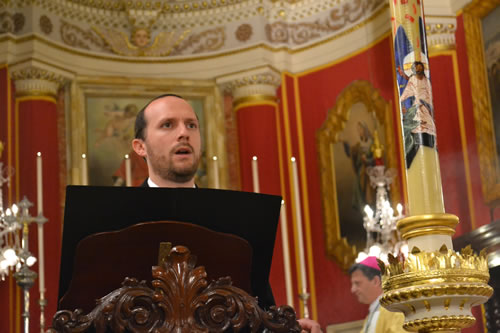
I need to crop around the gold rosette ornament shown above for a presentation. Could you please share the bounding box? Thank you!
[378,213,493,332]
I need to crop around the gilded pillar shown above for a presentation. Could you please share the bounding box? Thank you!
[380,1,492,332]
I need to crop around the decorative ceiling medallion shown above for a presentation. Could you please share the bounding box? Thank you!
[0,12,25,34]
[235,23,252,42]
[40,15,53,35]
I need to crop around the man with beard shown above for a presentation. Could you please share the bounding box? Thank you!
[132,94,201,188]
[131,94,322,332]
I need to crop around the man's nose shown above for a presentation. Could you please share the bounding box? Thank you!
[177,124,190,140]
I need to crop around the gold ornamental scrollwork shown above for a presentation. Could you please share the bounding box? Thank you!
[316,80,399,270]
[265,0,384,45]
[463,0,500,204]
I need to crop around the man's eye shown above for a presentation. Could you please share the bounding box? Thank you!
[162,122,172,128]
[187,123,198,129]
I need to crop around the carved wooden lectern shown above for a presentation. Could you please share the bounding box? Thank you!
[49,221,301,332]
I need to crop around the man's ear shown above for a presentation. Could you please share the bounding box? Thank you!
[132,138,147,158]
[372,275,382,288]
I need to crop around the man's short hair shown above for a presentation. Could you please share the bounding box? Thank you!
[349,263,381,281]
[134,93,184,140]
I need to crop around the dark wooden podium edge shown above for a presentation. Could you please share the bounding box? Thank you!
[49,245,301,333]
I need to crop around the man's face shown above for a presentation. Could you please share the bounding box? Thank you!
[350,270,381,305]
[415,63,425,75]
[134,96,201,184]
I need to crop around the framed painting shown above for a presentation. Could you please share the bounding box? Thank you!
[316,80,400,270]
[69,76,228,189]
[464,0,500,204]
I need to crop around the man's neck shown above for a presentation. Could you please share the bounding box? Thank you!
[148,175,195,188]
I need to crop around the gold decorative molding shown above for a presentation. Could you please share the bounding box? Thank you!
[233,95,277,108]
[463,0,500,204]
[397,213,459,240]
[265,0,384,45]
[425,16,457,54]
[403,315,476,332]
[11,67,67,97]
[316,80,399,270]
[380,245,490,286]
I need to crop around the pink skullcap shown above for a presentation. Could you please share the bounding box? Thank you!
[359,256,381,271]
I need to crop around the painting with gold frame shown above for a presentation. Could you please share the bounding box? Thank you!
[464,0,500,204]
[317,80,400,270]
[68,76,228,189]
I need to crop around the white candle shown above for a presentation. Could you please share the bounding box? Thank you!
[125,154,132,187]
[280,200,294,306]
[252,156,260,193]
[81,154,88,185]
[36,152,43,214]
[212,156,219,189]
[291,157,307,295]
[36,152,45,296]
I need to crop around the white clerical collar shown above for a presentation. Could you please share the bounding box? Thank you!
[369,295,382,314]
[147,178,196,188]
[148,178,159,187]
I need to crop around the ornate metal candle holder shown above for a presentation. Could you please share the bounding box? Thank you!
[378,214,492,332]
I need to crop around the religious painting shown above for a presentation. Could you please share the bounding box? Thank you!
[393,10,436,169]
[317,81,400,270]
[464,0,500,204]
[69,77,228,189]
[85,96,206,187]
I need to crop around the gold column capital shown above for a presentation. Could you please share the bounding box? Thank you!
[10,66,68,98]
[425,16,457,55]
[217,67,281,107]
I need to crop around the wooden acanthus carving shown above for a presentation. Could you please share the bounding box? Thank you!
[48,245,301,332]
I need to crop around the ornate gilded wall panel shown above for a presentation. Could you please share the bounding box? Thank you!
[317,80,399,270]
[463,0,500,204]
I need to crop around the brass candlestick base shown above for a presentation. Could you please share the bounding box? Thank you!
[379,213,492,333]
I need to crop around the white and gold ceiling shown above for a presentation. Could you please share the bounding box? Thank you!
[0,0,469,80]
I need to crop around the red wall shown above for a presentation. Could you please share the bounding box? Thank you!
[266,29,487,331]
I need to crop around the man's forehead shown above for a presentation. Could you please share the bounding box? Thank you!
[145,96,197,120]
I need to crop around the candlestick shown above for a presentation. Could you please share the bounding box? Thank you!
[81,154,88,186]
[291,157,309,317]
[390,0,444,215]
[125,154,132,187]
[280,200,294,307]
[212,156,219,189]
[251,156,260,193]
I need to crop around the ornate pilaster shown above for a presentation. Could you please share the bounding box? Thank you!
[425,16,457,54]
[218,67,281,107]
[216,66,282,193]
[10,67,67,98]
[9,65,68,333]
